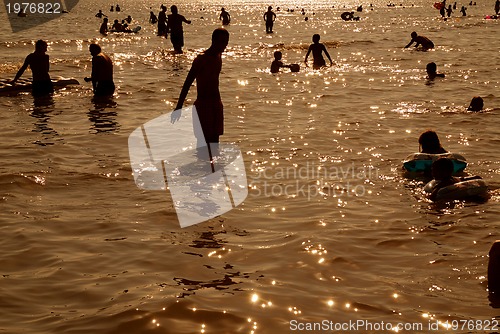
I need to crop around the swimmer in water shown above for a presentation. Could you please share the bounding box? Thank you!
[426,62,445,79]
[418,130,447,154]
[270,51,293,73]
[404,31,434,51]
[467,96,483,111]
[304,34,333,69]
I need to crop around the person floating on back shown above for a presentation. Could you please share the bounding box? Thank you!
[174,28,230,145]
[84,43,115,97]
[467,96,483,111]
[263,6,277,33]
[219,8,231,25]
[404,31,434,51]
[426,62,445,80]
[166,5,192,54]
[11,39,53,97]
[418,130,447,154]
[304,34,333,69]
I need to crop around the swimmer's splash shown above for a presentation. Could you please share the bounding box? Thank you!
[4,0,79,32]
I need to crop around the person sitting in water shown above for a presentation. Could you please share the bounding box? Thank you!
[125,15,132,24]
[304,34,333,69]
[404,31,434,50]
[419,130,447,154]
[111,19,124,31]
[270,51,293,73]
[467,96,483,111]
[426,62,445,79]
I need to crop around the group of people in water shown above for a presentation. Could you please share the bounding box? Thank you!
[415,130,498,297]
[10,40,114,97]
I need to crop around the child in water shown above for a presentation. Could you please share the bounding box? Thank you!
[304,34,333,69]
[419,130,447,154]
[467,96,483,111]
[270,51,293,73]
[426,62,445,80]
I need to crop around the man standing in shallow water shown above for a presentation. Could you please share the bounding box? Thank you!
[12,40,53,97]
[174,28,230,145]
[84,44,115,97]
[166,5,192,54]
[263,6,277,33]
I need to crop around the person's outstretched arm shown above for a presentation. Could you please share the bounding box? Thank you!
[304,46,312,64]
[172,61,198,122]
[12,55,30,83]
[404,39,414,48]
[323,45,333,65]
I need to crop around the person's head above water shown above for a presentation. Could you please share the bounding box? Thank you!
[419,130,445,154]
[431,157,454,180]
[273,51,282,60]
[171,5,178,14]
[35,40,48,53]
[426,62,437,74]
[312,34,320,43]
[468,96,484,112]
[411,31,418,38]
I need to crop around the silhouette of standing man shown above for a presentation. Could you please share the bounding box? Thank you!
[84,44,115,97]
[263,6,276,33]
[12,40,53,96]
[174,28,230,145]
[166,5,192,54]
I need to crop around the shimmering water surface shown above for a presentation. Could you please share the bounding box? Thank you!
[1,0,500,333]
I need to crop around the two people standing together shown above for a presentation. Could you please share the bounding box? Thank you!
[157,5,191,54]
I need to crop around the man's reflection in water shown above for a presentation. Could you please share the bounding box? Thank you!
[87,95,119,134]
[31,95,58,146]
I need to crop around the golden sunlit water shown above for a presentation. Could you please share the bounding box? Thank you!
[1,0,500,332]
